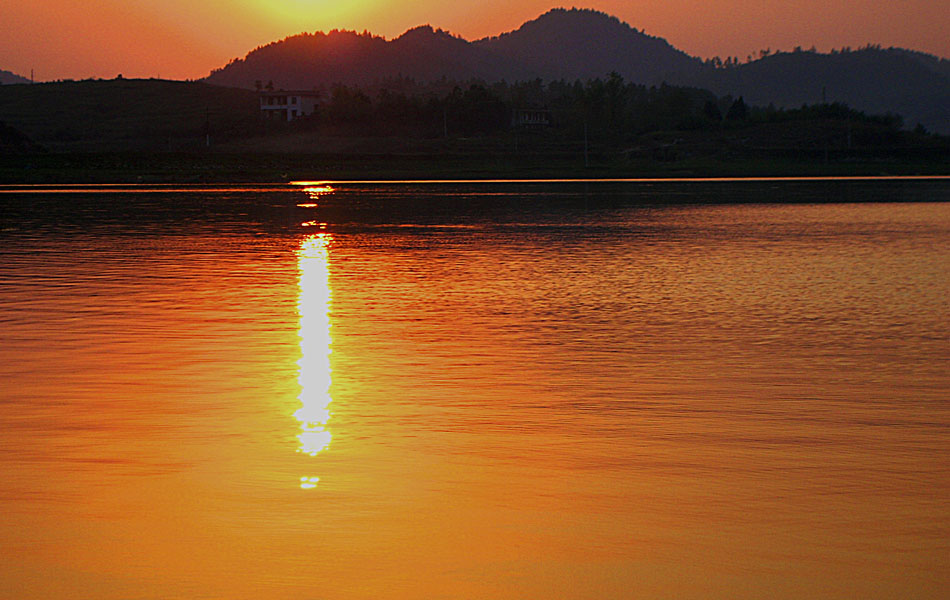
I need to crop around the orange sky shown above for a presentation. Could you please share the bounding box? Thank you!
[2,1,948,81]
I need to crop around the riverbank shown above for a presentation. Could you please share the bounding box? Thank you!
[3,78,948,184]
[3,150,948,184]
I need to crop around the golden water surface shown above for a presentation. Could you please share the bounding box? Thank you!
[0,181,948,599]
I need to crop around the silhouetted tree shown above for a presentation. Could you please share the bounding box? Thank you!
[327,85,372,127]
[726,96,748,120]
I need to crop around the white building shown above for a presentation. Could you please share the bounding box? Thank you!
[511,108,551,128]
[260,91,320,122]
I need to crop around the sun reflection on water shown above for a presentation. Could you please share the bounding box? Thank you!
[295,232,333,488]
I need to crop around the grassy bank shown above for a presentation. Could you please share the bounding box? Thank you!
[2,149,948,184]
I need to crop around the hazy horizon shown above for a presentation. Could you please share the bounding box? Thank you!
[2,1,948,82]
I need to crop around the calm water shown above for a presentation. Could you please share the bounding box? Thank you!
[1,180,948,599]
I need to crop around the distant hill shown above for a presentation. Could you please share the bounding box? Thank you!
[673,47,950,134]
[0,79,258,150]
[474,8,701,84]
[888,47,950,79]
[204,8,950,133]
[204,8,696,89]
[1,69,30,85]
[206,26,529,90]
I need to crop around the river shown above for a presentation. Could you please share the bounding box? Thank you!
[1,179,948,599]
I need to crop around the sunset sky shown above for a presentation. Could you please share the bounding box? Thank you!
[2,1,948,81]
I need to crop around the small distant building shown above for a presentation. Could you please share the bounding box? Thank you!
[511,108,551,128]
[260,91,320,122]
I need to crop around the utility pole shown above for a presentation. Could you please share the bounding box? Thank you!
[584,120,589,168]
[204,109,211,148]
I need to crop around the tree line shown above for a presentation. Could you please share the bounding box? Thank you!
[271,73,908,140]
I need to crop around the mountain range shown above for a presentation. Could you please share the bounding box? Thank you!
[206,10,701,90]
[205,8,950,134]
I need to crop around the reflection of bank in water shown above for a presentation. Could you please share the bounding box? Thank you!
[295,233,332,487]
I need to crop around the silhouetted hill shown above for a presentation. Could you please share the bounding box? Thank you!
[204,9,950,133]
[889,48,950,79]
[674,47,950,134]
[474,8,700,83]
[0,79,258,150]
[205,9,696,89]
[390,26,532,82]
[206,26,527,90]
[1,69,30,85]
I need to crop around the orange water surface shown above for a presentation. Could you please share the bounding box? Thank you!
[1,181,948,599]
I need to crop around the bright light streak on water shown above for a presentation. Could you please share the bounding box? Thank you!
[294,234,333,477]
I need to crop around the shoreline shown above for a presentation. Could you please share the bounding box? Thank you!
[2,174,950,191]
[2,152,949,184]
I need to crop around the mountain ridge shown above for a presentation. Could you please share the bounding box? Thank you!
[473,8,701,83]
[204,8,950,133]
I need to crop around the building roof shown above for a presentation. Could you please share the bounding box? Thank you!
[259,90,321,96]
